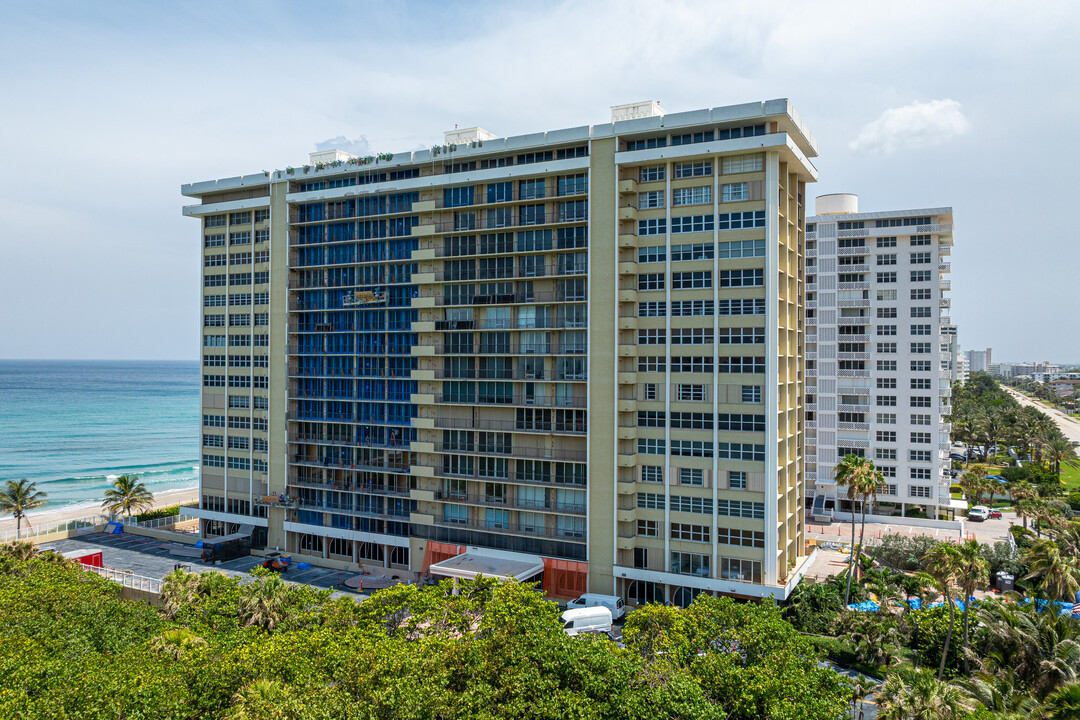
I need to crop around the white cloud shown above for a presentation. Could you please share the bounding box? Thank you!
[849,99,971,154]
[315,135,370,155]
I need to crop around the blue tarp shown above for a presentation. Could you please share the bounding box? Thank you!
[103,521,123,535]
[846,601,881,612]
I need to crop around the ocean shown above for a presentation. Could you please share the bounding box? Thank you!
[0,360,199,511]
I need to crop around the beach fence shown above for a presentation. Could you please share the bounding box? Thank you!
[82,564,163,595]
[0,512,198,544]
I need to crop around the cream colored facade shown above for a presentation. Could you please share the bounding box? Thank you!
[182,99,818,603]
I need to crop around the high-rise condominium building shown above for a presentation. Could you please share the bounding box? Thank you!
[181,99,818,605]
[967,348,991,373]
[804,194,955,519]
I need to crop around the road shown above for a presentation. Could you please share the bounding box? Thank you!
[1002,387,1080,444]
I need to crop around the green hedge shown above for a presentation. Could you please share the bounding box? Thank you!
[135,505,181,523]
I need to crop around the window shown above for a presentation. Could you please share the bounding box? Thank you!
[877,378,897,389]
[876,448,897,460]
[205,215,226,228]
[637,492,665,509]
[720,557,762,583]
[644,383,657,400]
[911,378,932,390]
[910,252,932,264]
[911,270,932,282]
[911,414,931,426]
[672,186,711,206]
[637,519,659,537]
[911,234,932,246]
[717,238,765,258]
[721,183,748,202]
[910,342,932,354]
[638,439,665,455]
[716,500,765,519]
[671,356,716,372]
[637,411,665,428]
[877,254,897,266]
[728,471,747,489]
[911,431,932,444]
[910,396,932,408]
[638,356,665,372]
[876,272,897,283]
[717,298,766,315]
[670,300,714,316]
[716,528,764,548]
[671,214,714,234]
[877,325,897,336]
[876,431,897,443]
[639,191,664,209]
[229,211,251,225]
[638,218,667,236]
[722,154,763,174]
[877,289,897,301]
[876,395,897,407]
[679,468,704,487]
[203,414,225,428]
[877,307,897,319]
[640,166,665,182]
[717,211,765,230]
[877,237,897,248]
[910,485,932,498]
[671,551,710,577]
[876,413,896,424]
[638,273,665,291]
[671,523,710,542]
[671,131,714,145]
[672,271,711,289]
[641,466,663,483]
[673,161,712,178]
[717,357,765,374]
[742,385,762,403]
[911,360,931,371]
[877,342,897,354]
[911,306,932,318]
[626,136,667,151]
[911,288,932,300]
[877,360,897,372]
[678,384,707,402]
[911,324,932,336]
[720,269,764,287]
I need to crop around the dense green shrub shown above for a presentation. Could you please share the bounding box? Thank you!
[136,505,181,522]
[865,534,939,572]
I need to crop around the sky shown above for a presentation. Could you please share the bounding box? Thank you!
[0,0,1077,362]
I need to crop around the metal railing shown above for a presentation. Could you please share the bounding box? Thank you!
[0,514,108,543]
[84,565,163,594]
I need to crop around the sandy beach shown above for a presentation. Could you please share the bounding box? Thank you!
[0,486,199,535]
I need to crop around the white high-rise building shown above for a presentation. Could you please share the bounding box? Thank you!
[805,194,955,520]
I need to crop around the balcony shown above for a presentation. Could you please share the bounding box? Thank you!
[431,290,587,307]
[837,298,871,308]
[938,262,951,273]
[433,212,588,234]
[420,342,586,357]
[288,477,411,498]
[838,422,870,431]
[837,246,867,256]
[432,393,587,409]
[414,464,587,490]
[435,491,586,516]
[836,334,870,343]
[432,416,586,436]
[939,280,951,291]
[838,369,871,378]
[431,517,585,543]
[431,443,586,462]
[939,297,951,308]
[837,281,871,291]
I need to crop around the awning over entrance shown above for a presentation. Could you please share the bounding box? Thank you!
[428,548,545,582]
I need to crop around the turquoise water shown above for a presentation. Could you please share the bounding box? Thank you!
[0,360,199,511]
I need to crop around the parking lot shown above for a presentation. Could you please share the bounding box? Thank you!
[44,533,365,599]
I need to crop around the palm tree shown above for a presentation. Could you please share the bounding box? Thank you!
[161,568,200,620]
[976,599,1080,696]
[847,675,878,720]
[149,628,208,660]
[101,474,153,518]
[0,479,47,539]
[1044,435,1079,487]
[238,573,292,632]
[877,666,971,720]
[835,454,881,605]
[923,543,963,680]
[0,540,38,561]
[956,540,989,674]
[1010,480,1038,530]
[1039,683,1080,720]
[1024,539,1080,602]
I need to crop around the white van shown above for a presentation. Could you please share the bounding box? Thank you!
[561,607,613,637]
[968,506,990,522]
[565,593,626,620]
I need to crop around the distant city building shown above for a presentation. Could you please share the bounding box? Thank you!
[182,99,820,605]
[994,361,1062,380]
[804,194,955,520]
[941,325,966,385]
[967,348,992,373]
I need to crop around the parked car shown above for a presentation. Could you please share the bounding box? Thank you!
[565,593,626,620]
[262,556,288,572]
[949,453,966,462]
[561,607,613,637]
[968,506,991,522]
[988,509,1003,519]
